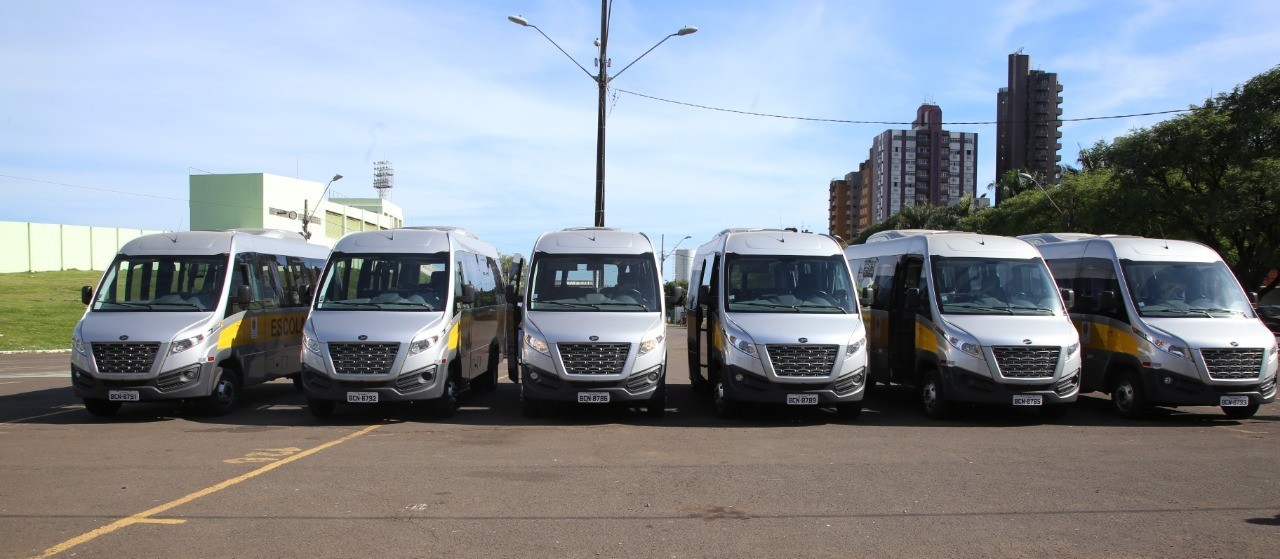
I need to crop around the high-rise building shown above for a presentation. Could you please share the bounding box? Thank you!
[827,171,859,241]
[672,248,695,286]
[867,104,978,224]
[996,51,1063,204]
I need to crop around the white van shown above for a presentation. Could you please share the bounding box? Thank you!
[513,228,668,417]
[71,229,329,417]
[1026,234,1278,418]
[845,230,1081,419]
[686,228,868,419]
[300,227,508,418]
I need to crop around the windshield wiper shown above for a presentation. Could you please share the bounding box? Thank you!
[945,302,1013,315]
[599,302,649,310]
[320,301,382,308]
[796,303,848,314]
[1004,305,1055,314]
[734,301,801,312]
[535,300,600,310]
[103,301,155,309]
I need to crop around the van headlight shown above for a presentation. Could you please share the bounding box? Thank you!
[303,332,321,354]
[408,333,440,356]
[846,332,866,357]
[946,334,983,359]
[525,332,551,356]
[1139,330,1191,361]
[169,334,205,355]
[728,333,758,358]
[1066,342,1080,357]
[73,335,86,355]
[638,332,665,356]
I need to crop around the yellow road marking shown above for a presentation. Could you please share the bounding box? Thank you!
[30,424,382,559]
[1217,426,1266,435]
[134,519,186,525]
[2,408,81,425]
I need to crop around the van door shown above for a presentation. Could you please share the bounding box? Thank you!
[687,255,718,387]
[505,256,525,382]
[889,255,924,384]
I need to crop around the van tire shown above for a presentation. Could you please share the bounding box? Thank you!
[713,381,739,419]
[1222,401,1260,419]
[202,365,241,416]
[431,377,460,419]
[644,380,667,418]
[920,369,950,420]
[84,398,121,417]
[1110,371,1149,419]
[307,398,336,419]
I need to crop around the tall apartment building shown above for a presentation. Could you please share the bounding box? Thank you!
[827,171,860,241]
[867,104,978,224]
[996,51,1063,204]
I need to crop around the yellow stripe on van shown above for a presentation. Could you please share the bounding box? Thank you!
[1079,318,1141,358]
[447,322,460,351]
[216,310,309,350]
[915,318,940,354]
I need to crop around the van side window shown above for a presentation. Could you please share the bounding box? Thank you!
[1077,257,1128,322]
[1046,258,1077,311]
[871,257,896,310]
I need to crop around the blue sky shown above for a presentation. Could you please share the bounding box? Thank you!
[3,0,1278,275]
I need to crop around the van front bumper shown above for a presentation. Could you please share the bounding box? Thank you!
[1140,368,1277,407]
[720,365,865,404]
[71,362,214,401]
[521,363,663,403]
[300,363,444,402]
[941,365,1079,405]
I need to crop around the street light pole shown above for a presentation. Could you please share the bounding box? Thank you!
[509,10,696,227]
[1018,172,1069,229]
[302,174,343,241]
[660,234,691,283]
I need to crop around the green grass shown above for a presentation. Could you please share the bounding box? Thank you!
[0,270,102,351]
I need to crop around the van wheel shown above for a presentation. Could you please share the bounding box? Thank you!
[835,402,863,421]
[84,398,121,417]
[713,381,739,419]
[920,370,950,420]
[431,377,460,419]
[1110,371,1149,419]
[1222,401,1260,419]
[307,398,336,419]
[644,380,667,418]
[1039,404,1070,421]
[202,366,241,416]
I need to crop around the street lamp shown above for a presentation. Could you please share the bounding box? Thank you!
[1017,172,1067,227]
[301,174,343,240]
[660,234,692,282]
[509,6,696,227]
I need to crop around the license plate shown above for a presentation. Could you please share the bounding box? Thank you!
[786,394,819,405]
[347,392,379,404]
[1220,395,1250,407]
[1012,394,1043,406]
[108,390,140,402]
[578,392,610,404]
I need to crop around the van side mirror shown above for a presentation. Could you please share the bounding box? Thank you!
[860,286,876,305]
[457,284,477,304]
[300,284,314,304]
[232,285,252,306]
[81,286,94,305]
[505,284,520,305]
[671,286,686,306]
[1099,290,1117,312]
[904,287,921,309]
[697,284,711,305]
[1248,292,1259,305]
[1059,288,1075,310]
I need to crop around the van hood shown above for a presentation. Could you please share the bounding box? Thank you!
[725,313,862,346]
[525,311,663,343]
[308,311,445,343]
[941,314,1077,346]
[1145,317,1276,349]
[78,311,214,343]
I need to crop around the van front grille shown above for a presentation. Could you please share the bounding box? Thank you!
[558,343,630,375]
[92,342,160,374]
[328,343,399,375]
[1201,348,1263,380]
[766,345,838,377]
[993,346,1059,379]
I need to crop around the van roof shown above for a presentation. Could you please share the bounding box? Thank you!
[331,228,498,258]
[864,229,958,242]
[532,228,654,255]
[1033,235,1223,263]
[702,229,842,257]
[846,231,1040,259]
[119,229,328,258]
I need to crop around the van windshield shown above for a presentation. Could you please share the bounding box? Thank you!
[1120,260,1254,318]
[528,254,660,312]
[92,256,227,312]
[931,256,1063,315]
[316,253,448,312]
[724,255,855,314]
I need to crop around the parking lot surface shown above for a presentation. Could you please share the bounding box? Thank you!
[1,329,1277,558]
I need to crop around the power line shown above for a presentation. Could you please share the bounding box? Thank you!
[615,88,1194,125]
